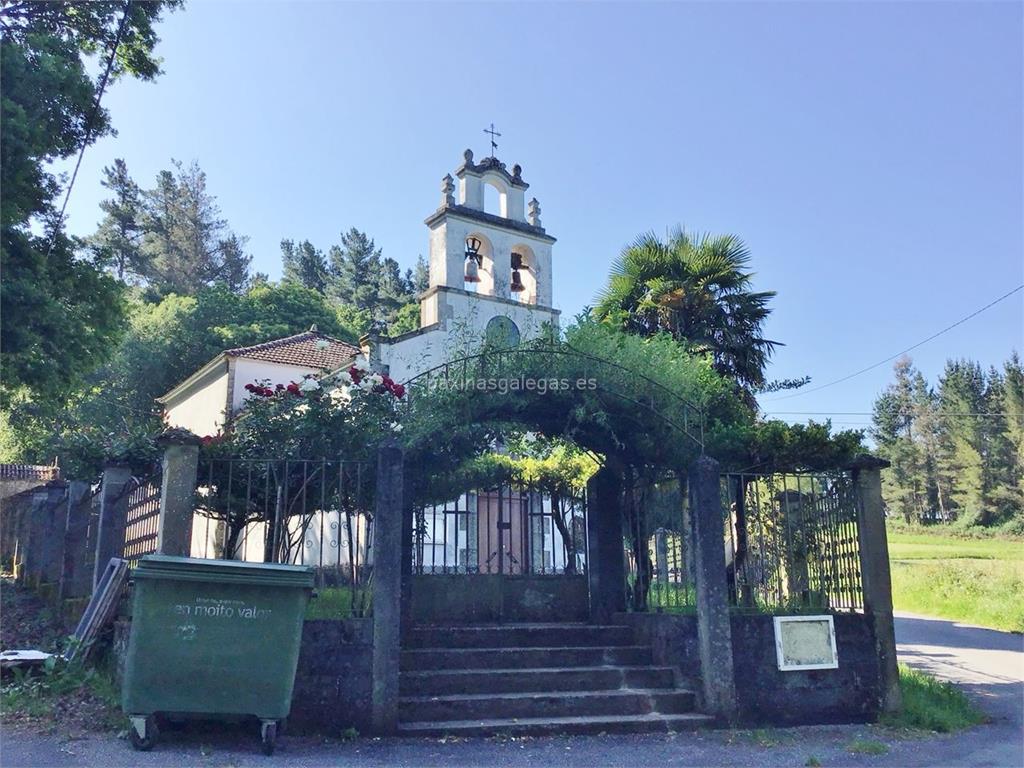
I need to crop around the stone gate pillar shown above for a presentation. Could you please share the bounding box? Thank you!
[688,455,737,721]
[94,464,132,588]
[371,441,404,733]
[586,463,626,623]
[850,454,901,714]
[156,429,201,557]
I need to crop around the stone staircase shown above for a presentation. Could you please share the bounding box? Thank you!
[397,623,712,736]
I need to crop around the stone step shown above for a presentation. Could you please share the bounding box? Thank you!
[404,623,635,650]
[399,688,697,722]
[396,712,713,737]
[400,645,655,671]
[400,666,677,696]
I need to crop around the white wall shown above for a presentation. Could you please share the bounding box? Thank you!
[230,358,325,412]
[381,288,559,383]
[164,365,230,436]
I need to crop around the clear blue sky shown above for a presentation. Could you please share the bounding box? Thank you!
[60,1,1023,432]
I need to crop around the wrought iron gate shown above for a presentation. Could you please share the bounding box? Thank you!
[410,485,588,623]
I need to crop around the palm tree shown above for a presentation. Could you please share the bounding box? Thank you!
[595,228,778,394]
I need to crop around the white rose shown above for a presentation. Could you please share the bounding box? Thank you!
[299,378,321,393]
[315,339,330,350]
[367,373,383,386]
[353,357,371,373]
[390,422,404,433]
[336,370,353,385]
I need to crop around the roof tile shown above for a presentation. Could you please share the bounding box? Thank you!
[225,330,359,370]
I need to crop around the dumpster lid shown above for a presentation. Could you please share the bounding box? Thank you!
[133,555,315,588]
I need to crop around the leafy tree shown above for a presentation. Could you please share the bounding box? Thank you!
[280,238,328,293]
[89,158,147,282]
[3,283,367,476]
[0,0,179,407]
[595,228,778,398]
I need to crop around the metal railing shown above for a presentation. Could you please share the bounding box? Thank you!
[625,476,696,613]
[192,457,374,617]
[722,471,864,613]
[412,485,587,577]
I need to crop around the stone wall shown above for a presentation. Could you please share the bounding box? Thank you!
[112,617,374,734]
[290,618,374,734]
[730,613,882,725]
[617,611,882,725]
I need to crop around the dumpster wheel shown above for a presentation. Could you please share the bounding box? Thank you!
[129,715,158,751]
[260,720,277,756]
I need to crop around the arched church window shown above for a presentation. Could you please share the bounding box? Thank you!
[485,315,520,348]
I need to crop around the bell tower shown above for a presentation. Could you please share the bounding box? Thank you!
[372,148,560,383]
[419,149,558,331]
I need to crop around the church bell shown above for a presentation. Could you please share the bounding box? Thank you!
[464,237,482,283]
[510,252,528,293]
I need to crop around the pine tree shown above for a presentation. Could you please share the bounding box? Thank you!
[1001,353,1024,530]
[936,360,989,526]
[872,357,929,522]
[139,160,252,294]
[327,228,382,312]
[90,159,149,282]
[280,239,328,293]
[411,254,429,293]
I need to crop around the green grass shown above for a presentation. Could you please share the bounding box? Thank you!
[882,664,987,733]
[887,528,1024,632]
[0,657,123,731]
[846,738,889,755]
[304,586,370,619]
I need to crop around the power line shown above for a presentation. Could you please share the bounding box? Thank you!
[43,0,132,260]
[763,410,1020,417]
[765,284,1024,402]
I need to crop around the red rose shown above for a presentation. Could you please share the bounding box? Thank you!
[392,383,405,398]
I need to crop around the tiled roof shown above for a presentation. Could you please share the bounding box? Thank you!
[0,464,60,481]
[225,329,359,370]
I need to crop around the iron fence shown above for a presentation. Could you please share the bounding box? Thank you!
[413,485,587,576]
[121,473,162,567]
[191,457,374,617]
[624,476,696,613]
[722,471,864,612]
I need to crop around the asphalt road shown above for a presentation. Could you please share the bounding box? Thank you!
[894,611,1024,767]
[1,615,1021,768]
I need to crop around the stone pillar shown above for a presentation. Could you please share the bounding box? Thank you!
[40,483,68,587]
[22,483,66,588]
[586,464,626,623]
[688,455,737,721]
[156,429,201,557]
[94,464,132,589]
[59,481,93,601]
[371,441,404,734]
[850,454,901,714]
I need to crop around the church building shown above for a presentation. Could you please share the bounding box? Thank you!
[159,148,559,431]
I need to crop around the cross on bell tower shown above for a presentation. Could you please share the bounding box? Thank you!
[484,123,501,157]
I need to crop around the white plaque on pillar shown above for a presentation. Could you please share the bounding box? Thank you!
[773,615,838,671]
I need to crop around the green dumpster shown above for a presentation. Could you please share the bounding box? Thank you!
[122,555,315,754]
